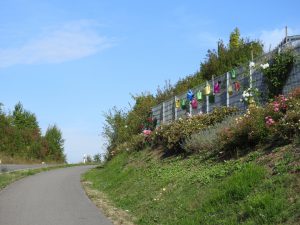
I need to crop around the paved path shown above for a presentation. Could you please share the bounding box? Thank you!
[0,164,56,173]
[0,166,112,225]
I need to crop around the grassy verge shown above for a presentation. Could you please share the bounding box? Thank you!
[82,145,300,225]
[0,164,80,190]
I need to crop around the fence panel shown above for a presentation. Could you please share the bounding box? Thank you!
[152,43,300,124]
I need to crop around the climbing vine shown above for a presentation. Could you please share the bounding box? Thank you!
[262,49,295,98]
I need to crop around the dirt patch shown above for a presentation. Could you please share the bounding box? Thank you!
[81,181,135,225]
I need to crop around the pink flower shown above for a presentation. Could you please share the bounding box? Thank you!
[265,116,275,126]
[279,95,287,102]
[143,129,152,136]
[273,101,280,107]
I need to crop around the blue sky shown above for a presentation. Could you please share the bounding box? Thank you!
[1,0,299,163]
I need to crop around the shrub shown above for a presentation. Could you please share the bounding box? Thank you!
[265,89,300,144]
[184,115,238,155]
[218,88,300,159]
[128,134,149,152]
[218,106,269,158]
[262,48,294,98]
[152,107,238,153]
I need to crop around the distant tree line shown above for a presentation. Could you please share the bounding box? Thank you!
[0,102,66,163]
[103,28,264,157]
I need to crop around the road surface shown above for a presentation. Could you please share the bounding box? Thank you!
[0,166,112,225]
[0,164,55,173]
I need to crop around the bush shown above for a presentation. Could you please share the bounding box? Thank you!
[218,106,268,158]
[152,107,238,153]
[109,133,151,158]
[128,134,148,152]
[265,89,300,144]
[217,88,300,159]
[262,49,295,98]
[184,115,238,155]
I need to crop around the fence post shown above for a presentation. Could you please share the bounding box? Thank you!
[250,62,253,89]
[226,72,230,107]
[189,98,192,116]
[206,80,209,113]
[174,96,177,120]
[162,102,165,124]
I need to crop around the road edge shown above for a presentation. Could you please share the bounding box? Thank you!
[81,177,135,225]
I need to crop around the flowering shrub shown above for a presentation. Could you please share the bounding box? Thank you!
[218,88,300,159]
[265,116,275,126]
[152,107,238,153]
[260,63,269,69]
[143,129,152,136]
[218,106,268,158]
[241,87,259,105]
[141,117,157,131]
[113,89,300,158]
[265,89,300,143]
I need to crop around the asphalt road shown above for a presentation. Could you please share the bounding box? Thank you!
[0,164,54,173]
[0,166,112,225]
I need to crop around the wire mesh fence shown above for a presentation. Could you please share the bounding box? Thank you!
[152,42,300,125]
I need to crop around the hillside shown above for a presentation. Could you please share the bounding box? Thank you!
[83,142,300,224]
[83,88,300,224]
[82,32,300,224]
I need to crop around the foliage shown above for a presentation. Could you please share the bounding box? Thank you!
[155,80,175,104]
[0,102,65,163]
[262,49,295,98]
[184,115,237,155]
[264,89,300,144]
[107,133,152,160]
[12,102,40,130]
[102,28,264,157]
[153,28,263,104]
[86,155,92,163]
[152,107,238,153]
[93,153,102,163]
[44,125,65,162]
[217,88,300,159]
[229,27,241,49]
[241,87,259,105]
[83,147,300,225]
[200,28,263,80]
[102,107,130,152]
[103,94,156,157]
[127,94,157,134]
[218,106,268,158]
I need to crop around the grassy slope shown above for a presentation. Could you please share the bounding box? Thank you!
[83,145,300,225]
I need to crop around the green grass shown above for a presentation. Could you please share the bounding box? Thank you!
[0,164,80,190]
[82,148,300,225]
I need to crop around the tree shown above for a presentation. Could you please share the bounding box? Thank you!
[86,155,92,163]
[93,153,101,163]
[10,102,41,158]
[200,28,263,80]
[127,93,156,134]
[12,102,40,131]
[103,107,129,151]
[229,27,241,50]
[44,125,65,162]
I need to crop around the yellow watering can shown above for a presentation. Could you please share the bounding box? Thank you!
[204,84,211,95]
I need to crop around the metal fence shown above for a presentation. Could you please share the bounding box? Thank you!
[152,40,300,125]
